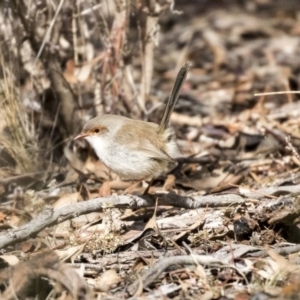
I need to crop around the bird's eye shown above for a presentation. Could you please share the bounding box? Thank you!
[94,129,100,133]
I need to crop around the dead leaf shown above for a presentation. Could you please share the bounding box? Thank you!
[55,243,86,262]
[53,193,79,209]
[0,255,19,266]
[99,181,111,197]
[94,269,121,292]
[163,174,176,191]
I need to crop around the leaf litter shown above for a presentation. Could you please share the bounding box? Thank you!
[1,0,300,299]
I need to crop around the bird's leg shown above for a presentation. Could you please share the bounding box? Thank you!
[143,179,154,195]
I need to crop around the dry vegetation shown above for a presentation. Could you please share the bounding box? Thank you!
[1,0,300,299]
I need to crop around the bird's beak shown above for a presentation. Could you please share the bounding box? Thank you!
[74,132,89,140]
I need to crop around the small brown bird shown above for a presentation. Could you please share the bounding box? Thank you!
[75,63,190,186]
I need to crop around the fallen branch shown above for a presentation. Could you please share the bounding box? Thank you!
[127,254,247,295]
[0,192,243,249]
[1,184,300,249]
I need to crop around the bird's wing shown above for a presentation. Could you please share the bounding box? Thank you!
[136,141,174,162]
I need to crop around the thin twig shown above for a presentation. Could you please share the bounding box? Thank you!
[254,91,300,96]
[33,0,65,69]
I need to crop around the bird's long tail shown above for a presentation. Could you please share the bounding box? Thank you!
[158,62,191,133]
